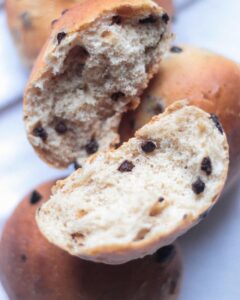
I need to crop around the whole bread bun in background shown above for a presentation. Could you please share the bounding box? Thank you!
[0,180,182,300]
[120,45,240,190]
[5,0,174,68]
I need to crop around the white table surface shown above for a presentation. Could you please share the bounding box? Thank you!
[0,0,240,299]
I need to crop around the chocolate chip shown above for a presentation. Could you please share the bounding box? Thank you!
[33,126,47,141]
[210,113,223,134]
[20,254,27,262]
[71,232,84,240]
[192,177,205,194]
[85,139,99,155]
[141,140,157,153]
[74,161,82,170]
[118,160,135,172]
[162,13,170,24]
[20,12,32,29]
[51,19,58,27]
[111,92,125,102]
[112,15,122,25]
[154,245,176,263]
[201,157,212,176]
[30,190,42,205]
[55,121,67,134]
[158,197,164,202]
[61,9,69,15]
[170,46,183,53]
[71,233,85,245]
[139,15,158,24]
[57,32,67,45]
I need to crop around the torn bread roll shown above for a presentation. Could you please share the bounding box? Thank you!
[5,0,174,68]
[23,0,172,169]
[36,101,229,264]
[120,45,240,189]
[0,180,182,300]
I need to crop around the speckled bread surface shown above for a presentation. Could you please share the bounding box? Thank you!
[37,101,229,264]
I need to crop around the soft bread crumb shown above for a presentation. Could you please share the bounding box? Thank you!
[24,4,171,168]
[36,101,229,264]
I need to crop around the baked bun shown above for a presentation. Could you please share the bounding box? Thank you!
[23,0,171,169]
[5,0,174,68]
[36,101,229,264]
[121,45,240,189]
[0,180,182,300]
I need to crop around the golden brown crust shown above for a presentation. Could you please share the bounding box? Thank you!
[5,0,84,67]
[0,180,182,300]
[5,0,174,67]
[123,45,240,189]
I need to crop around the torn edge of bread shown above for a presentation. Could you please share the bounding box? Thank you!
[23,0,172,169]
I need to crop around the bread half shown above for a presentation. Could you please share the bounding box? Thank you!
[0,180,182,300]
[36,101,229,264]
[23,0,171,168]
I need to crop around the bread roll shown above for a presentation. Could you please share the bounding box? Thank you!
[23,0,171,169]
[0,180,182,300]
[36,101,229,264]
[5,0,174,68]
[121,45,240,189]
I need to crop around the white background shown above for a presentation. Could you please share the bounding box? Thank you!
[0,0,240,299]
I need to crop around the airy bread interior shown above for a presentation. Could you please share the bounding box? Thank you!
[36,102,229,264]
[24,10,170,168]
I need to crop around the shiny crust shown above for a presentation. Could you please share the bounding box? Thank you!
[0,180,182,300]
[5,0,174,67]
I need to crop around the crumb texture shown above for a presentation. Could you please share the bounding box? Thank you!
[24,8,170,168]
[37,102,229,264]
